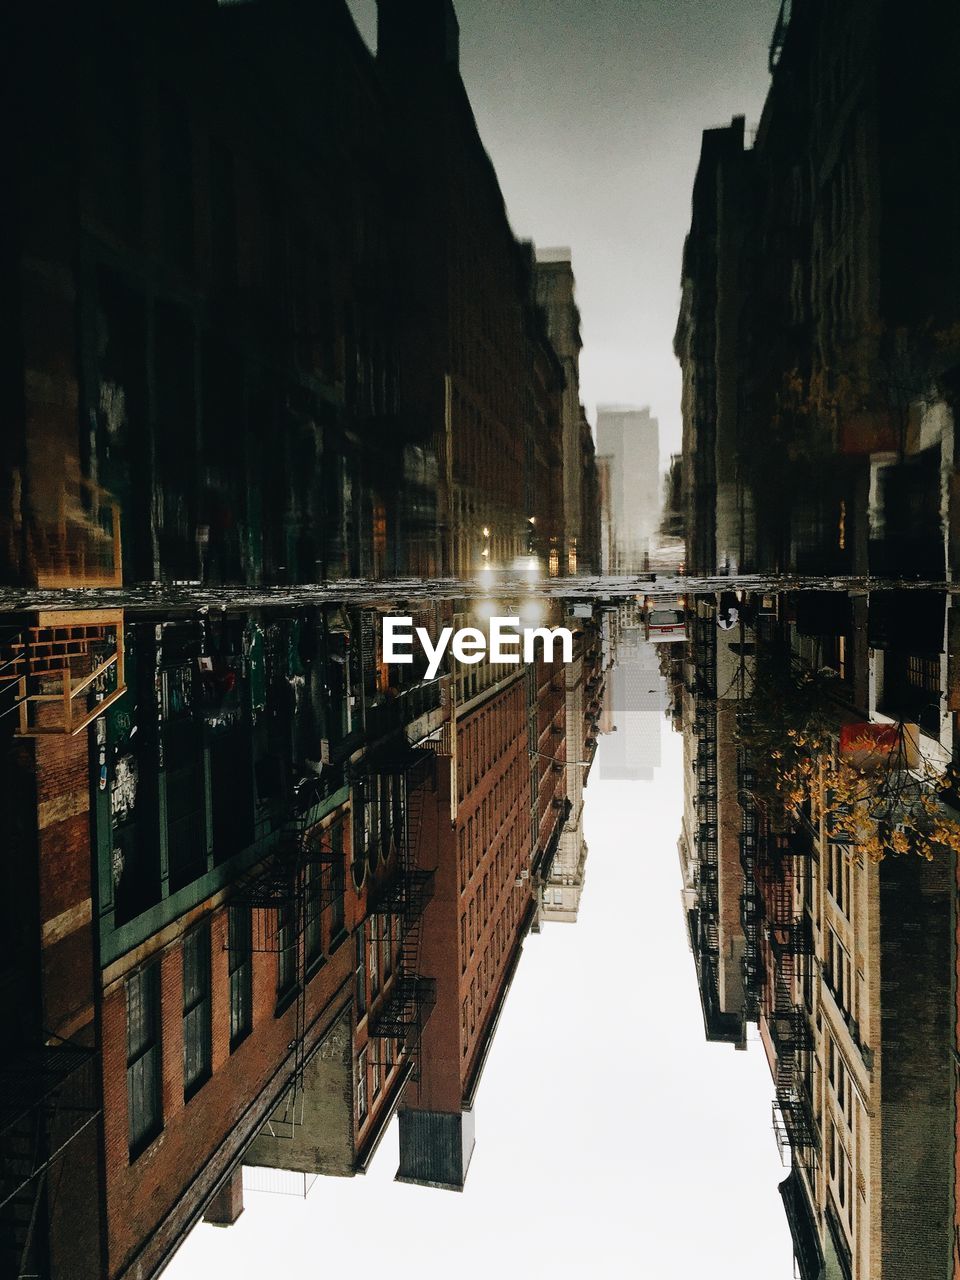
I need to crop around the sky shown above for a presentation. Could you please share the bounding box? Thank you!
[348,0,778,461]
[169,693,794,1280]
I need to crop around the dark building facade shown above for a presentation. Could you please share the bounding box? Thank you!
[0,2,609,1277]
[676,0,960,580]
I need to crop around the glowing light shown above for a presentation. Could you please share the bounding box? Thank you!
[518,598,546,629]
[474,599,500,625]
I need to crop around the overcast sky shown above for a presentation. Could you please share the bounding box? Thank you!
[170,714,793,1280]
[348,0,777,460]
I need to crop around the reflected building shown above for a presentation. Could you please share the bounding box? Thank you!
[0,0,610,1270]
[599,611,666,783]
[537,608,604,926]
[0,592,609,1273]
[677,589,959,1279]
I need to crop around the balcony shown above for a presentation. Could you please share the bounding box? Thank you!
[368,976,437,1050]
[0,612,126,735]
[0,1044,100,1213]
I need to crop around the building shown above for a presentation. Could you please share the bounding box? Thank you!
[538,608,603,925]
[595,407,660,573]
[0,0,611,1272]
[378,1,568,581]
[599,612,666,783]
[676,1,960,580]
[674,117,753,576]
[386,594,573,1189]
[535,249,601,575]
[678,589,958,1278]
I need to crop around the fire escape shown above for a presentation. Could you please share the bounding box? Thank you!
[693,612,720,969]
[764,833,818,1165]
[227,783,344,1138]
[0,1043,101,1279]
[0,613,125,736]
[366,749,437,1086]
[739,796,762,1021]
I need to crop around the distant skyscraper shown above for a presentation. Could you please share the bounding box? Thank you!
[600,625,666,781]
[596,406,660,572]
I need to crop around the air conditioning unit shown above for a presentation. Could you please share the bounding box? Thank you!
[519,868,530,882]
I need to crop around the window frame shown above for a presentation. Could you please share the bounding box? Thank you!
[182,921,212,1100]
[127,959,163,1159]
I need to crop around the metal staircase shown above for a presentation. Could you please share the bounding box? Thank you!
[368,751,437,1085]
[228,789,343,1138]
[0,613,125,735]
[0,1044,100,1280]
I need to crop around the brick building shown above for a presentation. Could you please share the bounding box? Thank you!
[677,592,958,1279]
[396,669,534,1189]
[1,0,606,1272]
[377,0,568,580]
[538,608,603,925]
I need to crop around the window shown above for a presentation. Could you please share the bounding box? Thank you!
[329,835,346,940]
[372,1051,381,1098]
[183,923,212,1099]
[382,915,393,982]
[127,961,162,1157]
[827,926,852,1017]
[357,1048,368,1121]
[304,862,323,966]
[356,929,367,1018]
[276,901,297,999]
[228,905,252,1049]
[369,919,380,997]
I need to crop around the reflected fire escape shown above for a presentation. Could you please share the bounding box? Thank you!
[226,748,437,1137]
[365,749,437,1086]
[0,613,126,736]
[226,789,343,1138]
[690,611,729,1031]
[763,830,818,1165]
[0,1043,101,1279]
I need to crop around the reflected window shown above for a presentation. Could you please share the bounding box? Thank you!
[304,862,323,967]
[356,929,367,1018]
[127,961,162,1157]
[228,905,252,1049]
[183,922,212,1098]
[277,903,296,999]
[329,835,346,940]
[357,1048,368,1122]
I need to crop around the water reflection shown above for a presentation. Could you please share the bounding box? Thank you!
[670,589,957,1280]
[4,584,959,1278]
[0,596,606,1276]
